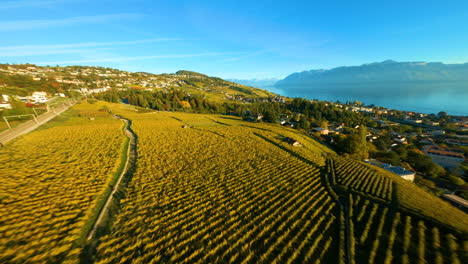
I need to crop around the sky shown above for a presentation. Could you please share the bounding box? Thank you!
[1,0,468,79]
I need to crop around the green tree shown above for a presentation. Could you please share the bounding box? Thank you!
[263,109,279,123]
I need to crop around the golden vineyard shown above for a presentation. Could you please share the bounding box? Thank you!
[1,101,467,264]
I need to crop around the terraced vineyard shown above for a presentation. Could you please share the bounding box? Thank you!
[330,156,392,201]
[95,112,340,263]
[0,102,126,263]
[326,155,468,264]
[1,101,467,263]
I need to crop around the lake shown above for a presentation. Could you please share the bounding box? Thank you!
[264,85,468,116]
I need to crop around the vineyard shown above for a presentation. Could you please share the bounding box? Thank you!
[1,101,467,263]
[95,111,340,263]
[326,155,468,264]
[329,156,393,201]
[346,193,467,264]
[0,101,126,263]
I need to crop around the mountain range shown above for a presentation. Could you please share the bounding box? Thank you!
[275,60,468,97]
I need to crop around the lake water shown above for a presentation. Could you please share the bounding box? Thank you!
[265,86,468,116]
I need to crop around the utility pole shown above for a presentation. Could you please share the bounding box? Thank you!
[3,116,11,129]
[32,114,38,124]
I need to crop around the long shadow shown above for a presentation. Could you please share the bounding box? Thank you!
[192,127,226,138]
[206,117,232,126]
[253,132,319,169]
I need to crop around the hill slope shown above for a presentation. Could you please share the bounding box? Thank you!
[0,64,276,101]
[0,101,466,263]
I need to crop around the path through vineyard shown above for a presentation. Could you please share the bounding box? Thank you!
[83,115,138,261]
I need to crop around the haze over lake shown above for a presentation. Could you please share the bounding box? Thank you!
[271,61,468,115]
[271,86,468,116]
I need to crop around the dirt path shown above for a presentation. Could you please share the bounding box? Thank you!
[81,115,137,263]
[86,117,136,241]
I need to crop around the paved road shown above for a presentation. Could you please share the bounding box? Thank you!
[0,102,74,145]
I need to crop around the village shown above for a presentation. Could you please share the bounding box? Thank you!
[0,64,273,103]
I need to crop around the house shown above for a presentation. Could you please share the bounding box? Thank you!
[312,127,329,135]
[284,137,302,147]
[383,165,416,182]
[0,102,12,109]
[31,91,48,103]
[419,138,435,145]
[364,159,415,182]
[404,119,423,124]
[2,94,9,102]
[431,130,445,136]
[423,145,465,168]
[393,137,407,144]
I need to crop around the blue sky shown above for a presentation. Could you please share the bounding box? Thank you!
[1,0,468,79]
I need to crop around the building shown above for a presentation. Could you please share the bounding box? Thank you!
[31,91,48,103]
[284,137,302,147]
[0,102,12,109]
[383,164,416,182]
[312,127,329,135]
[423,145,465,169]
[364,159,415,182]
[419,138,434,145]
[431,130,446,136]
[393,137,407,144]
[441,194,468,213]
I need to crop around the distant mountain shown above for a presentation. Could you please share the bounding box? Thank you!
[275,60,468,96]
[228,78,280,88]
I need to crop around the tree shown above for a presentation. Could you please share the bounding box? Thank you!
[320,120,329,129]
[263,109,279,123]
[298,115,310,130]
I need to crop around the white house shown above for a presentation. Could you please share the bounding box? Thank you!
[384,165,416,182]
[0,102,12,109]
[312,127,329,135]
[393,137,407,144]
[31,91,48,103]
[364,159,415,182]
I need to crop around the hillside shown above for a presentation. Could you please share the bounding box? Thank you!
[275,60,468,96]
[0,100,466,263]
[0,64,276,101]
